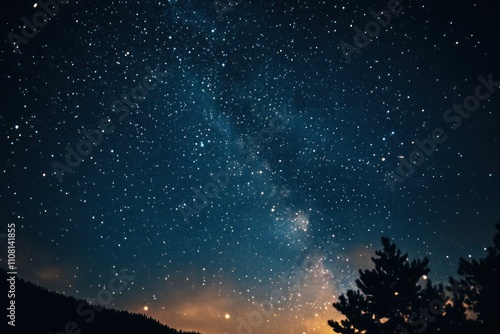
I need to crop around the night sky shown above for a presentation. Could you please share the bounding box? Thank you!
[1,1,500,333]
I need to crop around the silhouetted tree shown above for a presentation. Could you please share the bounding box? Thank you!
[328,226,500,334]
[451,223,500,334]
[328,237,440,334]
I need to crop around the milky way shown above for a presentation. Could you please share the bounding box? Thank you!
[1,1,499,333]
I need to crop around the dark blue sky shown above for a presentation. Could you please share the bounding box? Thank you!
[1,1,499,333]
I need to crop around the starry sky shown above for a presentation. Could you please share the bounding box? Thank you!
[1,1,500,333]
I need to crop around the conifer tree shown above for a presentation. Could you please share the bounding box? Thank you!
[328,237,439,334]
[454,223,500,333]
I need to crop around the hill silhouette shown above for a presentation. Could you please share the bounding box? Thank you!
[1,268,200,334]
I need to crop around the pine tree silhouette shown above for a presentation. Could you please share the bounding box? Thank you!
[327,227,500,334]
[452,223,500,334]
[328,237,437,334]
